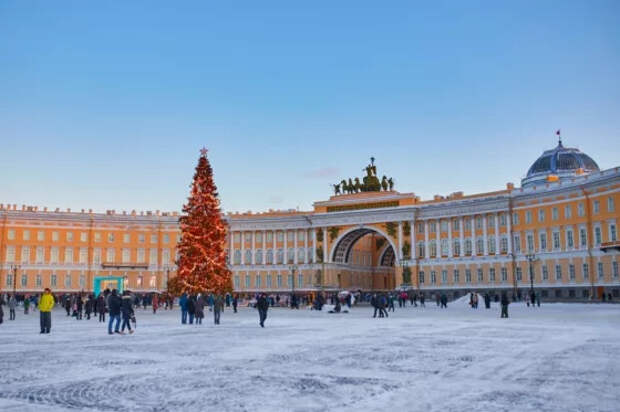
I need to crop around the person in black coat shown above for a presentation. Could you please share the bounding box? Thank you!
[484,293,491,309]
[120,291,135,334]
[500,292,510,318]
[232,295,238,313]
[188,295,196,324]
[107,289,122,334]
[96,294,106,322]
[257,293,269,327]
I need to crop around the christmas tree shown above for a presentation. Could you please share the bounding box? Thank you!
[169,148,232,295]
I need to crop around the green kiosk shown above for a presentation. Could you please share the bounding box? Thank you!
[93,276,124,297]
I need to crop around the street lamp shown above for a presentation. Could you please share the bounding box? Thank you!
[163,265,171,293]
[289,264,298,294]
[10,264,21,296]
[525,253,538,296]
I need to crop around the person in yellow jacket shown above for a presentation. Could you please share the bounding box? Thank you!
[38,288,55,334]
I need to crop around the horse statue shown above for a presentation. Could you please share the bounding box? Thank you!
[333,183,341,195]
[340,179,348,194]
[381,175,388,191]
[354,177,362,193]
[348,178,354,193]
[388,177,394,191]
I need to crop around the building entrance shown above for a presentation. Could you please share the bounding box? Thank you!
[93,276,124,297]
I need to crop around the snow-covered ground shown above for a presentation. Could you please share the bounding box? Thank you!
[1,302,619,412]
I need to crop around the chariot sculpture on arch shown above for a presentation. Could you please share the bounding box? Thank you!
[333,157,394,195]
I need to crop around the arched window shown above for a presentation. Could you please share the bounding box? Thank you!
[488,236,496,254]
[277,249,284,264]
[476,238,484,255]
[429,240,437,258]
[255,249,263,264]
[245,249,252,264]
[453,239,460,256]
[465,239,472,255]
[266,249,273,264]
[307,248,313,263]
[500,237,508,254]
[298,248,305,262]
[440,239,449,256]
[417,242,425,258]
[287,249,295,263]
[234,250,241,265]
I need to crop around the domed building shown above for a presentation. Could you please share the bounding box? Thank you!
[522,139,600,188]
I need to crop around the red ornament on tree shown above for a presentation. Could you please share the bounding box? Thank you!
[169,148,232,295]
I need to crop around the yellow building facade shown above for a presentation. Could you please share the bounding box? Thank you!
[1,141,619,300]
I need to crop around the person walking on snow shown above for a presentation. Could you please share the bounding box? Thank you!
[107,289,122,335]
[195,294,205,325]
[8,295,17,321]
[120,291,135,334]
[257,293,269,327]
[500,292,510,318]
[179,293,188,324]
[213,295,223,325]
[38,288,55,334]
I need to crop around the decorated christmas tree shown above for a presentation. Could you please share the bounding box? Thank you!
[168,148,232,295]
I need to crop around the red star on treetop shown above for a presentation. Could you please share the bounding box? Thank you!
[200,147,208,156]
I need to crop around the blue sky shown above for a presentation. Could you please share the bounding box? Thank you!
[1,1,619,213]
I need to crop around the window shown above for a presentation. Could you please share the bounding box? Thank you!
[430,271,436,284]
[266,249,273,264]
[94,232,101,242]
[52,231,59,242]
[501,267,508,282]
[256,274,261,288]
[583,263,589,280]
[297,248,305,262]
[488,236,496,254]
[527,233,535,252]
[106,248,115,262]
[608,196,615,212]
[256,249,263,264]
[277,274,282,288]
[36,247,44,264]
[80,232,87,242]
[475,217,482,229]
[417,223,424,233]
[6,274,13,287]
[51,274,57,287]
[578,203,585,217]
[453,270,460,283]
[79,248,87,264]
[500,237,508,254]
[149,248,157,264]
[80,274,85,288]
[440,220,448,232]
[64,247,73,264]
[512,213,520,225]
[516,267,522,281]
[277,232,284,242]
[579,227,587,247]
[137,248,145,263]
[452,219,459,231]
[23,230,30,241]
[266,232,273,242]
[610,223,617,242]
[277,249,284,264]
[149,275,156,288]
[489,268,496,282]
[564,205,572,219]
[286,249,294,264]
[246,249,253,264]
[256,232,263,242]
[567,229,574,249]
[594,226,602,246]
[487,216,495,229]
[514,234,521,253]
[430,222,437,233]
[50,247,59,264]
[418,271,425,284]
[298,273,303,287]
[37,230,44,241]
[298,231,305,241]
[553,232,560,250]
[266,274,272,288]
[569,264,575,281]
[598,262,604,279]
[465,269,472,283]
[21,274,27,287]
[66,232,74,242]
[234,275,240,289]
[593,200,600,214]
[430,241,437,258]
[93,248,101,264]
[123,233,130,243]
[453,239,460,256]
[21,246,30,263]
[525,211,532,224]
[441,270,447,284]
[555,264,562,281]
[476,238,484,255]
[7,229,15,240]
[539,232,547,251]
[499,214,507,226]
[417,242,425,258]
[163,234,169,244]
[65,274,71,288]
[465,239,472,255]
[552,207,558,221]
[477,269,483,282]
[107,233,114,242]
[138,234,145,243]
[613,261,618,279]
[542,265,548,281]
[538,209,545,222]
[36,274,42,287]
[440,239,449,256]
[150,234,157,243]
[245,275,251,289]
[122,248,130,263]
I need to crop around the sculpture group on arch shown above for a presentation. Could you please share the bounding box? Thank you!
[333,157,394,195]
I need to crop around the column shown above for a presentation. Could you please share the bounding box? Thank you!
[293,230,298,264]
[262,230,266,263]
[240,230,245,265]
[436,220,441,257]
[322,227,328,263]
[251,231,256,265]
[312,228,317,263]
[424,220,430,259]
[304,229,309,264]
[506,212,513,254]
[448,218,453,257]
[229,231,234,265]
[483,215,488,256]
[459,217,465,257]
[494,214,500,254]
[410,219,415,260]
[398,221,403,261]
[471,216,476,254]
[282,230,288,265]
[272,230,277,264]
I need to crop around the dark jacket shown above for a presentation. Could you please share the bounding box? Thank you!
[187,297,196,314]
[96,295,106,312]
[257,295,269,312]
[501,293,510,306]
[179,294,188,310]
[108,293,122,316]
[121,296,134,316]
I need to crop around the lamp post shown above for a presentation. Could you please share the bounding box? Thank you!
[289,264,297,294]
[525,253,537,296]
[163,265,170,293]
[11,264,20,296]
